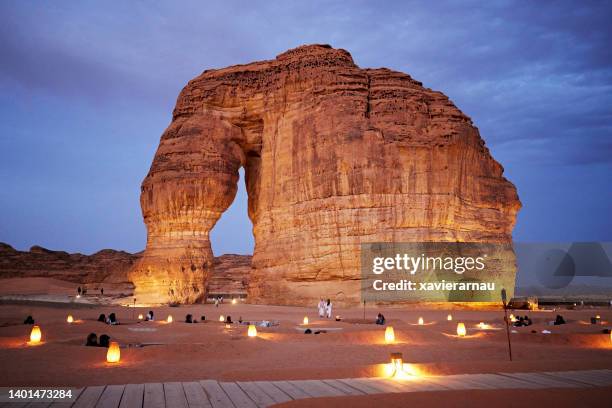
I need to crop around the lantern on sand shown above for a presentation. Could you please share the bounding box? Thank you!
[219,315,225,322]
[67,315,74,323]
[418,317,424,325]
[303,316,309,325]
[167,315,173,323]
[106,341,120,363]
[384,326,395,344]
[29,325,42,344]
[456,322,466,337]
[138,314,144,320]
[248,324,257,337]
[447,314,452,321]
[232,298,237,305]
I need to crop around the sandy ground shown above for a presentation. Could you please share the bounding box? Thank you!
[1,290,612,389]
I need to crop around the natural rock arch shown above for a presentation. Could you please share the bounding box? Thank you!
[128,44,520,305]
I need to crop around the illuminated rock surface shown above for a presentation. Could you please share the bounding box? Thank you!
[129,44,520,305]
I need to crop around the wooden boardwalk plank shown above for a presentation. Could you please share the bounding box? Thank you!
[199,380,234,408]
[163,383,188,408]
[219,383,256,408]
[321,379,365,396]
[119,384,144,408]
[25,402,52,408]
[182,382,212,408]
[73,386,106,408]
[544,370,612,387]
[353,378,399,393]
[568,369,612,383]
[251,382,292,404]
[143,383,165,408]
[455,373,535,389]
[287,380,344,398]
[236,382,274,407]
[96,385,125,408]
[383,377,450,392]
[448,374,505,390]
[336,379,382,395]
[269,382,309,400]
[48,388,83,408]
[499,372,581,388]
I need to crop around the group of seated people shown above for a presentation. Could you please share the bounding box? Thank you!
[513,315,533,327]
[98,313,119,325]
[554,314,566,325]
[86,332,111,347]
[185,314,207,323]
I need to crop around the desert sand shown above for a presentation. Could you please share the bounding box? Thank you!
[1,278,611,392]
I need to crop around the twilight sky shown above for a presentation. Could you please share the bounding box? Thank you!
[1,1,611,256]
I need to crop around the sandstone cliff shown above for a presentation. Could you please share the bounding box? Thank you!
[130,44,520,305]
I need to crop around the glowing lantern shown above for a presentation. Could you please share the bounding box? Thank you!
[225,324,231,329]
[248,324,257,337]
[303,316,309,325]
[456,322,466,337]
[29,325,42,344]
[138,314,144,320]
[106,341,120,363]
[232,298,237,305]
[596,315,601,320]
[67,315,74,323]
[219,315,225,322]
[447,314,452,321]
[167,315,173,323]
[384,326,395,344]
[509,314,517,323]
[610,331,612,343]
[418,317,424,325]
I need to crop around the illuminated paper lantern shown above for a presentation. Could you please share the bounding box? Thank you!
[67,315,74,323]
[384,326,395,344]
[456,322,466,337]
[303,316,309,325]
[167,315,173,323]
[232,298,237,305]
[447,314,452,321]
[225,323,231,329]
[248,324,257,337]
[390,352,404,378]
[138,314,144,320]
[418,317,424,325]
[106,341,120,363]
[29,325,42,344]
[219,315,225,322]
[509,314,517,323]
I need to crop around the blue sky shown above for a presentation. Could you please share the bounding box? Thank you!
[1,1,611,256]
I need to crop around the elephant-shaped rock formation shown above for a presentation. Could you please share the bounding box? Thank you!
[129,44,520,305]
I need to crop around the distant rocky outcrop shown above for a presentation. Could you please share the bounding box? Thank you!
[0,242,139,284]
[0,242,251,297]
[129,44,520,305]
[207,254,251,297]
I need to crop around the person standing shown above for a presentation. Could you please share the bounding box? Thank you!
[318,298,325,318]
[325,299,333,319]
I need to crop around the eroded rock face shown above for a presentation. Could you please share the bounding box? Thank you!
[130,44,520,305]
[207,254,251,298]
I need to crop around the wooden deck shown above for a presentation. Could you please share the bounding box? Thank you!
[4,369,612,408]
